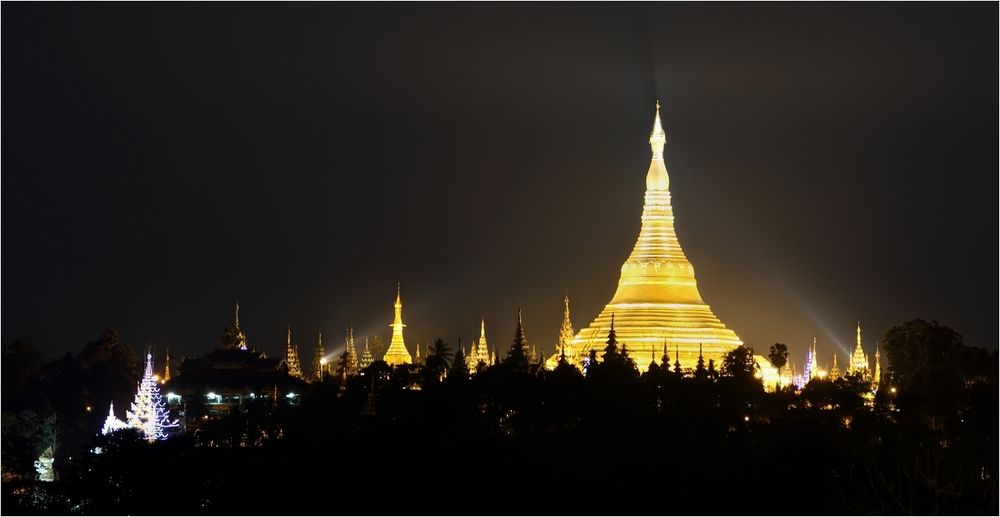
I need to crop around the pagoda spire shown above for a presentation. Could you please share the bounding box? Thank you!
[848,322,870,378]
[225,300,249,351]
[285,325,303,378]
[360,337,374,370]
[647,100,669,190]
[506,307,530,370]
[163,349,171,382]
[558,293,575,361]
[383,284,412,365]
[470,317,489,368]
[873,341,881,391]
[311,330,325,382]
[340,325,359,377]
[569,101,742,373]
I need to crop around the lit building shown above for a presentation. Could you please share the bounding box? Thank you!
[340,326,360,376]
[847,322,870,379]
[101,402,129,435]
[829,352,840,379]
[360,338,374,370]
[546,294,577,370]
[162,307,308,427]
[220,301,250,351]
[311,331,325,382]
[558,102,743,371]
[872,343,882,392]
[284,325,304,379]
[781,361,796,388]
[794,338,828,384]
[383,284,413,365]
[467,318,490,370]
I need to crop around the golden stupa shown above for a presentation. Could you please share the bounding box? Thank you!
[382,283,412,365]
[564,102,743,372]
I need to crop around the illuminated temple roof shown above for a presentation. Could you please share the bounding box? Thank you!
[558,102,744,371]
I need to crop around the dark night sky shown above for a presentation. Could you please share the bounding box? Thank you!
[3,3,997,366]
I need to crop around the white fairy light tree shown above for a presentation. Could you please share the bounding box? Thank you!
[101,401,129,435]
[123,352,178,442]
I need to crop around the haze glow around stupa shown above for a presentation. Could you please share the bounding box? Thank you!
[559,102,746,372]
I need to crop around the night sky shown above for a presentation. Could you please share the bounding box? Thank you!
[3,3,997,365]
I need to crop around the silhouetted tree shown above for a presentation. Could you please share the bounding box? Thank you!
[768,343,788,389]
[722,345,757,381]
[694,345,708,380]
[882,319,982,430]
[449,343,469,381]
[423,339,452,384]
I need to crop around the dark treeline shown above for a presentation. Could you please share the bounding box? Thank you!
[2,319,997,515]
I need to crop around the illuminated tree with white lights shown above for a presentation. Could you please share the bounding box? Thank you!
[125,352,178,442]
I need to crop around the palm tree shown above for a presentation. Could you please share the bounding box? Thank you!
[428,339,452,367]
[424,338,452,382]
[768,343,789,389]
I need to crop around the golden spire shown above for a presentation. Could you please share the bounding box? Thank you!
[285,325,303,378]
[383,284,412,365]
[567,101,743,375]
[235,300,240,327]
[479,317,488,349]
[163,348,171,382]
[873,340,882,390]
[646,100,669,191]
[649,100,666,162]
[849,322,871,379]
[559,292,574,350]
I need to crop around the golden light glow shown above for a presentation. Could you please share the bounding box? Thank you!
[848,322,871,378]
[554,102,743,372]
[382,283,412,365]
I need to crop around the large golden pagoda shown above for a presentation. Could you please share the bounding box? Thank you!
[564,102,743,371]
[382,284,412,365]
